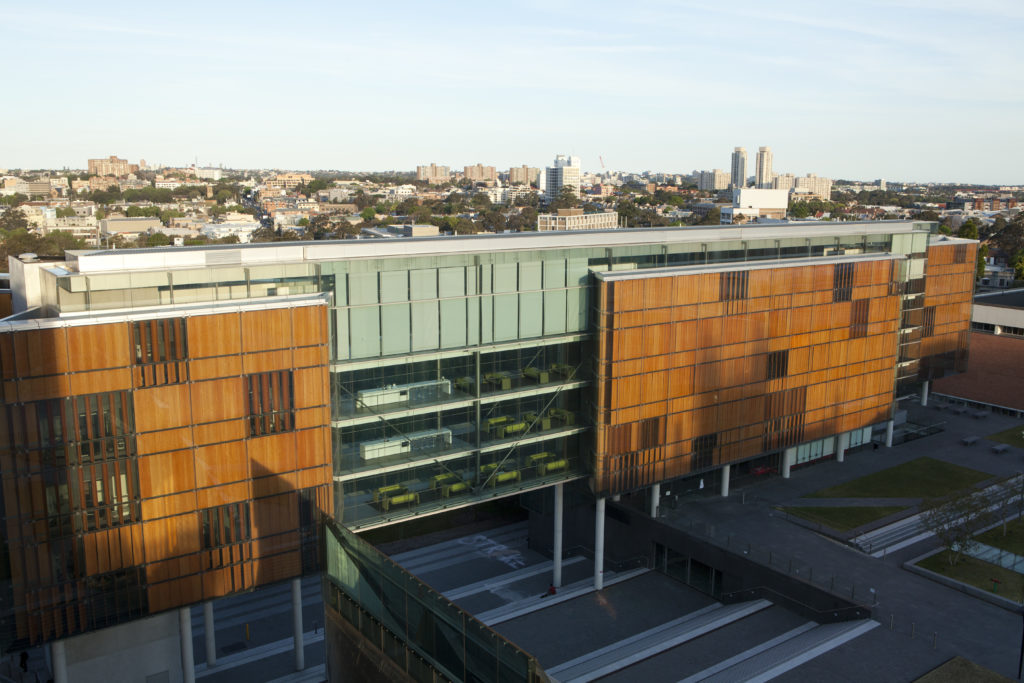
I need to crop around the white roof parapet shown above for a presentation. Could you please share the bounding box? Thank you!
[64,222,931,275]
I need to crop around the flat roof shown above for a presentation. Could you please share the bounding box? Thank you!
[62,221,936,275]
[975,289,1024,310]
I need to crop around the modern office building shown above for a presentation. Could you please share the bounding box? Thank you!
[0,221,975,681]
[755,146,773,189]
[730,147,747,189]
[543,154,582,201]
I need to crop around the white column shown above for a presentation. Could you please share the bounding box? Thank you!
[720,465,731,497]
[203,601,216,668]
[180,607,195,683]
[782,448,795,479]
[649,483,660,518]
[292,577,305,671]
[594,497,606,591]
[553,483,564,588]
[51,640,68,683]
[921,380,930,407]
[837,432,849,463]
[885,420,894,448]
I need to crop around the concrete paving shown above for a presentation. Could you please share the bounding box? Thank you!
[653,400,1024,681]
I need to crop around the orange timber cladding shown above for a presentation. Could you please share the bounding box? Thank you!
[593,242,977,496]
[0,304,332,645]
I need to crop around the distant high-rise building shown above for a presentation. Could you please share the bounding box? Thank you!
[544,154,581,201]
[463,164,497,182]
[698,169,730,191]
[730,147,747,189]
[794,173,833,201]
[87,155,131,177]
[756,147,773,189]
[773,173,796,191]
[416,163,450,184]
[508,165,541,186]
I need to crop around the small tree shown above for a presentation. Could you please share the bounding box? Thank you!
[920,491,993,566]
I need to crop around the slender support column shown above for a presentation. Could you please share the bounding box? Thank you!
[885,420,894,448]
[553,483,564,588]
[204,601,216,668]
[180,607,195,683]
[292,578,304,671]
[594,497,606,591]
[51,640,68,683]
[649,483,660,518]
[837,432,849,463]
[720,465,731,497]
[921,380,930,407]
[782,448,795,479]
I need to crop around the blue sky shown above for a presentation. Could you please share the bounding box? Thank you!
[2,0,1021,183]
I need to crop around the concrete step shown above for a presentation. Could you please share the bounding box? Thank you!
[697,619,878,683]
[547,599,772,683]
[443,556,586,600]
[477,568,650,627]
[389,521,528,568]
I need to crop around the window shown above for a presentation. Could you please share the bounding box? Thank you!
[73,459,140,532]
[693,433,717,470]
[766,350,789,380]
[719,271,749,301]
[638,417,663,450]
[833,262,854,302]
[850,299,869,339]
[954,244,968,264]
[201,502,251,550]
[922,306,936,337]
[246,370,295,437]
[132,318,188,386]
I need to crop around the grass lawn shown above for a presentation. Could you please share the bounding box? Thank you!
[781,505,907,532]
[988,426,1024,450]
[918,550,1024,603]
[977,515,1024,556]
[806,457,990,499]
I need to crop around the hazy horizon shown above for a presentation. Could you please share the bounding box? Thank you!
[2,0,1022,185]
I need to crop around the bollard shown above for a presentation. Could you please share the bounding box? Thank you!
[889,614,894,631]
[831,576,835,591]
[245,623,250,642]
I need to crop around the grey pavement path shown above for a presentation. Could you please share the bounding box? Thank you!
[650,403,1024,680]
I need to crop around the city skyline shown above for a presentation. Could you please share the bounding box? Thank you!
[1,1,1022,184]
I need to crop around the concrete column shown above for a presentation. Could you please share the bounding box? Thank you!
[203,601,216,668]
[594,497,606,591]
[837,432,850,463]
[720,465,731,497]
[51,640,68,683]
[180,607,195,683]
[921,380,930,407]
[782,448,795,479]
[553,483,564,588]
[292,577,305,671]
[885,420,894,448]
[649,483,660,518]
